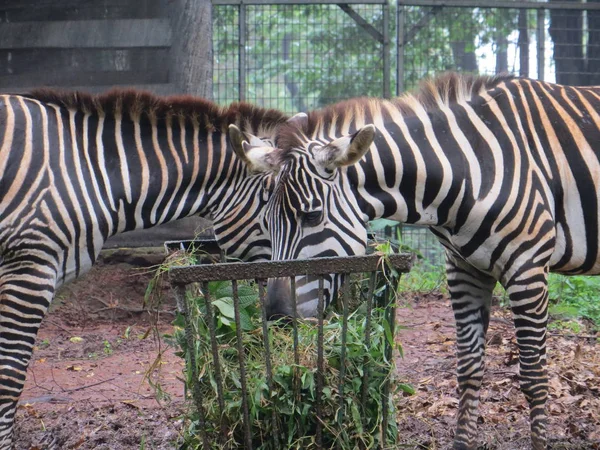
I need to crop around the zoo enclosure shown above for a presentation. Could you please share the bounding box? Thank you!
[212,0,600,265]
[169,251,413,448]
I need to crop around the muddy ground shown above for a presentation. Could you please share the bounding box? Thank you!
[12,250,600,449]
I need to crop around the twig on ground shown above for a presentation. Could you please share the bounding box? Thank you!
[63,377,117,394]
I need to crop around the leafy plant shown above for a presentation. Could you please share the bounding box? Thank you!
[547,274,600,331]
[165,260,407,449]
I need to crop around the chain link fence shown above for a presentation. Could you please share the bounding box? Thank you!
[212,0,600,266]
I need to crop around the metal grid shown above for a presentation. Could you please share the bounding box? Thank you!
[213,1,389,113]
[169,252,413,449]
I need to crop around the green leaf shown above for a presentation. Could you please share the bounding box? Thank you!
[398,383,416,395]
[212,299,235,319]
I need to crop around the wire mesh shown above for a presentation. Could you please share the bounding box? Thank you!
[213,3,387,113]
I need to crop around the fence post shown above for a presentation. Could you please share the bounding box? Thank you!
[396,0,405,95]
[537,9,545,80]
[238,1,246,101]
[173,283,211,450]
[518,8,529,77]
[383,1,391,99]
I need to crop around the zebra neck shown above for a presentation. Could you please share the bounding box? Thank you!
[97,113,237,236]
[350,106,474,228]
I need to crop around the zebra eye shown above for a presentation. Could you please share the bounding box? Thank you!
[299,210,322,227]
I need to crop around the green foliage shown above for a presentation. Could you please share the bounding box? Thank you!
[547,274,600,331]
[214,3,534,112]
[168,274,405,449]
[396,260,446,294]
[368,221,446,294]
[213,4,387,111]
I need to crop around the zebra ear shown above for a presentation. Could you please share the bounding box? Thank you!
[319,125,376,168]
[243,143,281,173]
[229,124,280,173]
[287,112,308,129]
[228,124,250,163]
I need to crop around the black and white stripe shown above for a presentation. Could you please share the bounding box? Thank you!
[0,89,287,448]
[251,73,600,450]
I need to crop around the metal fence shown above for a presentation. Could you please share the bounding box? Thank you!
[169,251,413,448]
[212,0,600,266]
[213,0,600,110]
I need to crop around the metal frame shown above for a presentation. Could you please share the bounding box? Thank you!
[215,0,600,102]
[214,0,388,4]
[170,252,414,449]
[397,0,600,10]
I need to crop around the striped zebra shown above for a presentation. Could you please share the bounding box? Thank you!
[237,73,600,449]
[0,89,287,448]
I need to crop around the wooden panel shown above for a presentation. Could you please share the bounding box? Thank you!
[0,19,171,49]
[0,0,164,21]
[0,84,177,96]
[104,217,214,249]
[0,68,168,88]
[0,48,169,75]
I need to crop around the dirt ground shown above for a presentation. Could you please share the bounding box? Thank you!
[11,250,600,449]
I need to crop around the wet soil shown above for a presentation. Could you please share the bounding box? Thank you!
[395,293,600,450]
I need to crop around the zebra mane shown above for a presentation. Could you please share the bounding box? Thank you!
[23,88,288,134]
[275,72,514,160]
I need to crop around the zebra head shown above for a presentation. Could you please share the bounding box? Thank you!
[206,124,280,262]
[243,117,377,318]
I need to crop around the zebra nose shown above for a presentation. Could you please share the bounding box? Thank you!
[265,277,294,320]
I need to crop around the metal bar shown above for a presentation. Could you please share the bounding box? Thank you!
[382,1,391,99]
[315,277,325,449]
[537,9,545,80]
[397,0,600,10]
[339,4,384,43]
[290,276,301,440]
[201,282,228,445]
[170,253,414,284]
[381,282,392,445]
[174,284,211,450]
[396,2,405,95]
[214,0,388,4]
[360,273,377,417]
[518,9,529,77]
[238,2,246,102]
[232,280,253,449]
[336,277,351,447]
[258,279,279,449]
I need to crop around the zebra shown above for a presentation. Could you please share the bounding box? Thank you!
[235,73,600,449]
[0,88,287,448]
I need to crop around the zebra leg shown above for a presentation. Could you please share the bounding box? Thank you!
[446,257,496,450]
[506,270,549,450]
[0,260,56,449]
